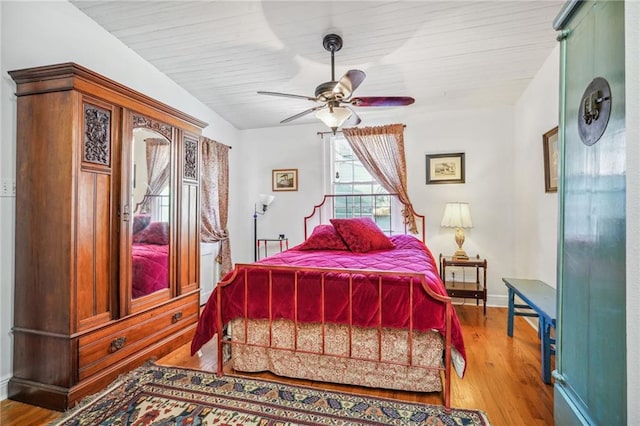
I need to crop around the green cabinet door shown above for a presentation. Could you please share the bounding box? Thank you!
[555,1,626,424]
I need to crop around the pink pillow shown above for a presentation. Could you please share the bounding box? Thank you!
[298,225,349,251]
[330,217,395,253]
[133,221,169,245]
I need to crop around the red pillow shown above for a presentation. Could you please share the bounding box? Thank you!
[330,217,395,253]
[132,214,151,235]
[133,221,169,245]
[298,225,349,251]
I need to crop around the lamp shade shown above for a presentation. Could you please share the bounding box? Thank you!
[440,202,473,228]
[315,106,352,133]
[258,193,275,207]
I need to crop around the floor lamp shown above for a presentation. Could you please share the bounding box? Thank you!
[254,194,275,261]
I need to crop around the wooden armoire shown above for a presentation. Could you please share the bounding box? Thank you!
[8,63,204,410]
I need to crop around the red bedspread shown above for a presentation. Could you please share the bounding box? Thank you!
[132,243,169,298]
[191,235,466,374]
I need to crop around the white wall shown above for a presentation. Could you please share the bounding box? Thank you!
[0,1,240,400]
[405,107,517,307]
[235,122,328,263]
[625,1,640,421]
[239,105,519,306]
[513,45,560,287]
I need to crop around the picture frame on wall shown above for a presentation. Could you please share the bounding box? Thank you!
[425,153,465,184]
[542,126,559,193]
[272,169,298,191]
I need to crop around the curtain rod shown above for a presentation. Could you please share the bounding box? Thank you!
[201,136,232,149]
[316,124,406,136]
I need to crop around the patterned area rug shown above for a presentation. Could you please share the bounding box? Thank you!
[53,363,490,425]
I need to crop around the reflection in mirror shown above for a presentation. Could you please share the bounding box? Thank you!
[131,128,171,299]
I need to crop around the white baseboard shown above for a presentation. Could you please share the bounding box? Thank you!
[0,374,9,401]
[487,294,508,308]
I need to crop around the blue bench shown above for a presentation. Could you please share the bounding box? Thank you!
[502,277,556,384]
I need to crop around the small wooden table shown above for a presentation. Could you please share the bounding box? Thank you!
[502,277,556,384]
[256,238,289,259]
[439,254,488,314]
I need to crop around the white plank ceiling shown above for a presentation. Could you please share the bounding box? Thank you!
[71,1,564,130]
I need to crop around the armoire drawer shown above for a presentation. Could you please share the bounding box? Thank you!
[78,295,198,380]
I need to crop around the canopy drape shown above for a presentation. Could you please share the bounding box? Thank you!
[201,137,232,277]
[342,124,418,234]
[137,138,170,215]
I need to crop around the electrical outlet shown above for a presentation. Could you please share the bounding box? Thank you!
[0,179,16,197]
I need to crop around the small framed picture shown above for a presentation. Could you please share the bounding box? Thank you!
[425,153,465,184]
[272,169,298,191]
[542,126,559,193]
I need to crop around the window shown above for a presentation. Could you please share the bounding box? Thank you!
[330,136,391,231]
[157,186,171,222]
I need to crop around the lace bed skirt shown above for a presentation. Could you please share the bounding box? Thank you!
[228,318,444,392]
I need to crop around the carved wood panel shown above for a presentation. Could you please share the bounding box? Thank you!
[183,135,198,181]
[83,103,111,166]
[132,114,172,140]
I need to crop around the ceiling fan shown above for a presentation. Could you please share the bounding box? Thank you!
[258,33,415,133]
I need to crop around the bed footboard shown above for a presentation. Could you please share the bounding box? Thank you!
[216,263,453,410]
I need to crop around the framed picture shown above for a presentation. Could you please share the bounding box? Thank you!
[272,169,298,191]
[543,126,559,193]
[425,153,465,184]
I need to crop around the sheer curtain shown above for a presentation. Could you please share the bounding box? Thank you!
[138,138,170,216]
[201,137,232,277]
[342,123,418,233]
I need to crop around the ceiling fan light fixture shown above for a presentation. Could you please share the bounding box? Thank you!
[332,81,351,99]
[316,106,352,134]
[258,34,414,127]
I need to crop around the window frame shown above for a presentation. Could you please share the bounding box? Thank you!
[327,135,395,232]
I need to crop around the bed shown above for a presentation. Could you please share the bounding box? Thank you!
[191,194,465,409]
[131,217,170,298]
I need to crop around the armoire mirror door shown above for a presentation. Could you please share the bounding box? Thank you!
[124,115,177,313]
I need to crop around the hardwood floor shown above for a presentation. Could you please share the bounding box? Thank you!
[0,305,554,425]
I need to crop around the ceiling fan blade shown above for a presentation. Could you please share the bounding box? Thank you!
[333,69,366,98]
[345,107,361,126]
[258,91,317,102]
[350,96,415,107]
[280,105,324,124]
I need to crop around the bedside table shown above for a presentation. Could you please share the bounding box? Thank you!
[439,254,488,314]
[256,238,289,260]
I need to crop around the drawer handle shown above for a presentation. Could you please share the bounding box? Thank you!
[109,336,126,353]
[172,312,183,323]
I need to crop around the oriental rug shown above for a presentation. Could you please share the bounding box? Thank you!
[52,363,490,425]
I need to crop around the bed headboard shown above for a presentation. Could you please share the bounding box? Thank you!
[304,194,426,243]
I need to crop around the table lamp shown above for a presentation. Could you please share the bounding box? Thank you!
[440,202,473,260]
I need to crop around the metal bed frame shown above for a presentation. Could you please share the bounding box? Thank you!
[215,194,453,410]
